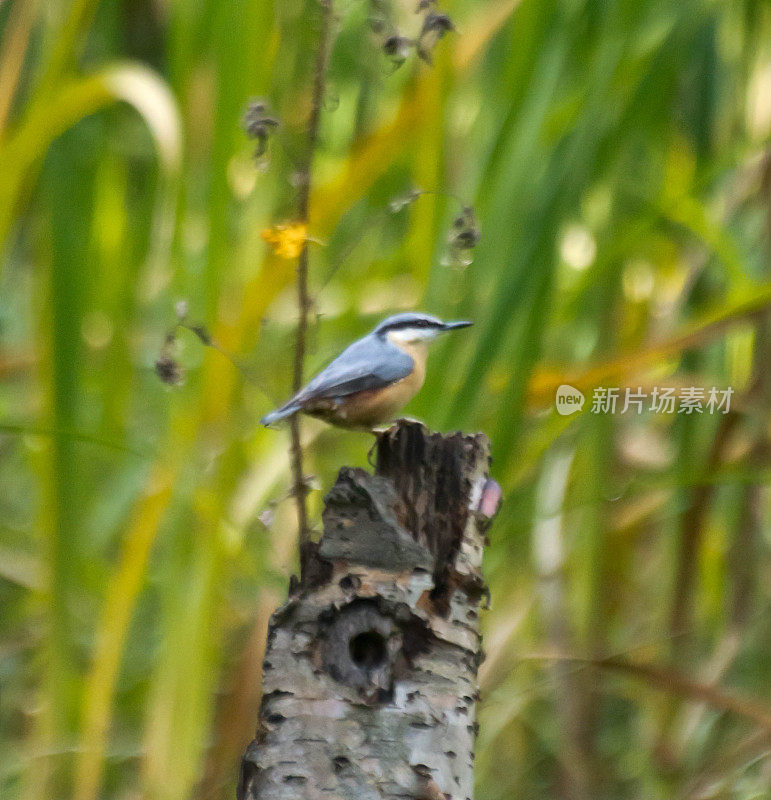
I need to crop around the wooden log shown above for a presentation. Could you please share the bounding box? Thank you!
[238,421,500,800]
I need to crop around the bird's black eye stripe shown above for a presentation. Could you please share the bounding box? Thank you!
[376,316,441,335]
[390,319,431,330]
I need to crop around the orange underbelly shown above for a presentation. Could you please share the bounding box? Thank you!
[306,369,425,429]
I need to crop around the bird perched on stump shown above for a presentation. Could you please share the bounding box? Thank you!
[261,312,472,431]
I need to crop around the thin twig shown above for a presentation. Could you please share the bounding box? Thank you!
[291,0,335,575]
[597,656,771,736]
[520,652,771,735]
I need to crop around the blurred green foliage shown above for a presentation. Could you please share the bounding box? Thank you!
[1,0,769,799]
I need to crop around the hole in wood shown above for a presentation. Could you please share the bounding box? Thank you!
[349,630,387,670]
[339,574,361,592]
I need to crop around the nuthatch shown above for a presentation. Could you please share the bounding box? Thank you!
[261,313,472,430]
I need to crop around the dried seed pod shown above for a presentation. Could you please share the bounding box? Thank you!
[446,206,480,267]
[382,34,413,69]
[155,300,245,389]
[154,353,184,386]
[242,99,279,159]
[388,187,422,213]
[417,12,455,64]
[450,207,481,248]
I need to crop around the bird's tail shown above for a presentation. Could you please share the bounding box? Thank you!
[260,399,302,427]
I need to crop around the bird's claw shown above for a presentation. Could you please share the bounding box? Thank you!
[366,437,379,468]
[394,415,424,426]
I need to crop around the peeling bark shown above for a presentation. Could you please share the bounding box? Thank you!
[238,421,500,800]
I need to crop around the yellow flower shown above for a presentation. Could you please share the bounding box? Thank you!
[261,222,308,259]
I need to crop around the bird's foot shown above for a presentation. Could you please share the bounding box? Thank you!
[393,415,424,426]
[367,418,426,465]
[370,416,424,436]
[366,437,379,468]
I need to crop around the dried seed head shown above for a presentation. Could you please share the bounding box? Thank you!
[388,187,422,213]
[243,101,278,137]
[450,207,480,247]
[446,206,480,267]
[155,354,184,386]
[423,11,455,34]
[417,12,455,64]
[382,34,413,68]
[243,99,279,159]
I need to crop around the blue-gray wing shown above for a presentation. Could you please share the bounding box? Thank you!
[297,335,413,402]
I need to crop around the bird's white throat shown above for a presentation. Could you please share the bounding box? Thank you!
[386,327,440,345]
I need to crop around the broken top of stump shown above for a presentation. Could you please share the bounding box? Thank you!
[306,420,497,601]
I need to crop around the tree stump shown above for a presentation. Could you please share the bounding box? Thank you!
[238,420,500,800]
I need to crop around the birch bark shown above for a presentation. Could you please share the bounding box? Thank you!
[238,421,500,800]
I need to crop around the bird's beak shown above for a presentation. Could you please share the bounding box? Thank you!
[441,320,473,331]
